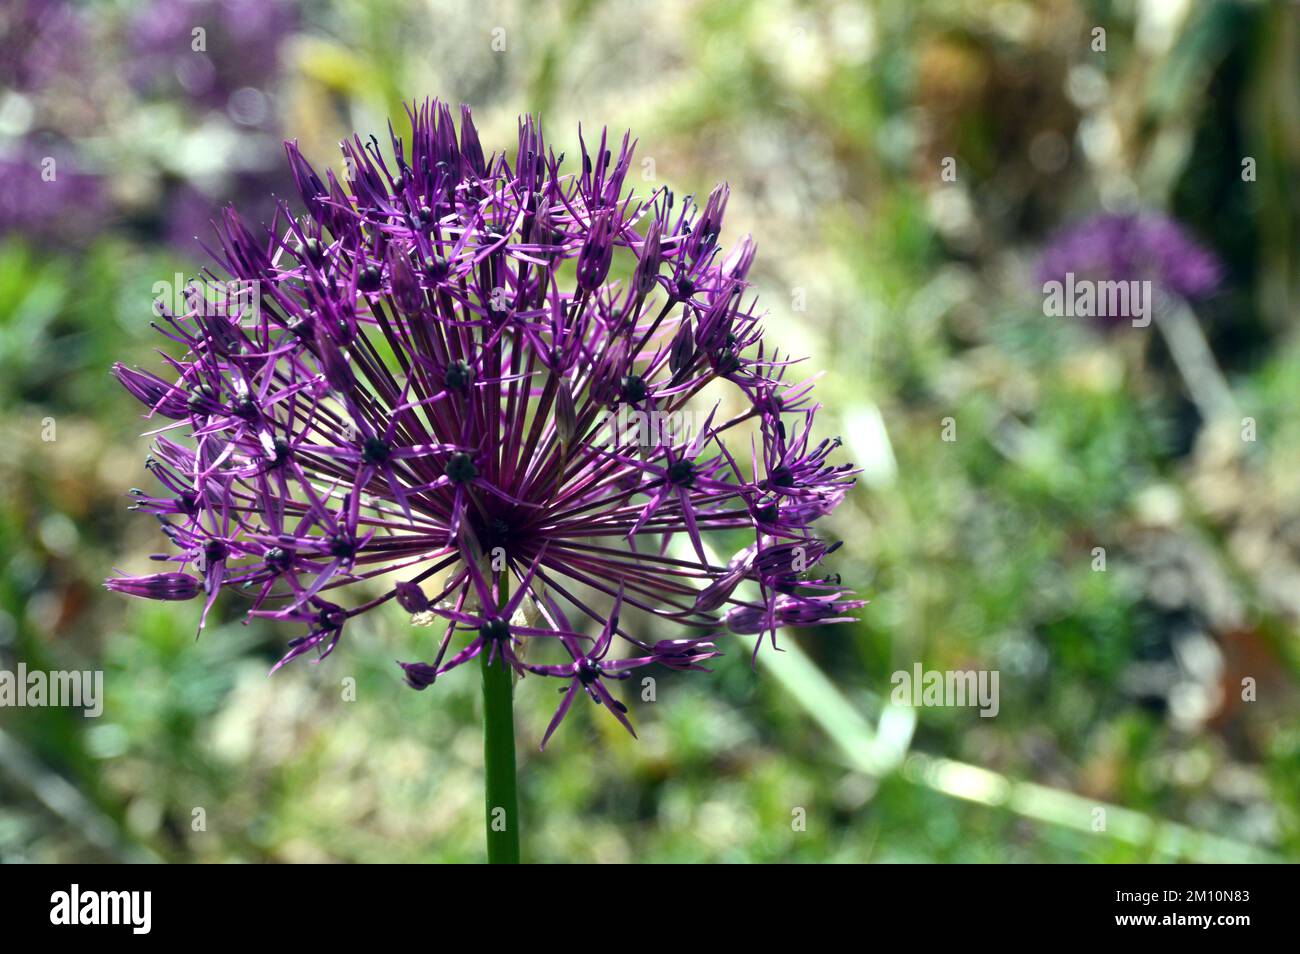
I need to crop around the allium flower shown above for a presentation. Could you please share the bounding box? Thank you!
[107,100,861,747]
[1037,211,1222,326]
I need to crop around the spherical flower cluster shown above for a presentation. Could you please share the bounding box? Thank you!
[107,100,861,745]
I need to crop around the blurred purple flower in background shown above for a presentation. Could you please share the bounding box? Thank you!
[0,0,86,94]
[127,0,298,123]
[106,101,862,744]
[0,3,102,249]
[0,141,104,247]
[122,0,301,257]
[1037,212,1223,326]
[1,0,299,256]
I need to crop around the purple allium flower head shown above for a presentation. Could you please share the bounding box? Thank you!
[1036,211,1223,326]
[107,100,862,746]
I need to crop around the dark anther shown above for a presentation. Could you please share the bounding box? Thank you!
[769,466,794,488]
[358,265,382,292]
[187,383,216,412]
[714,350,741,375]
[667,459,696,487]
[318,605,345,629]
[232,395,258,420]
[302,237,326,267]
[265,547,293,573]
[203,540,229,564]
[479,618,511,642]
[444,359,473,392]
[675,277,695,300]
[424,256,449,282]
[620,374,647,404]
[577,658,601,685]
[445,452,478,483]
[329,534,356,560]
[361,436,392,465]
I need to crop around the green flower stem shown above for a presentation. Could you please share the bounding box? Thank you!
[481,573,520,864]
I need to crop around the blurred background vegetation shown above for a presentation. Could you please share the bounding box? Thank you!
[1,0,1298,862]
